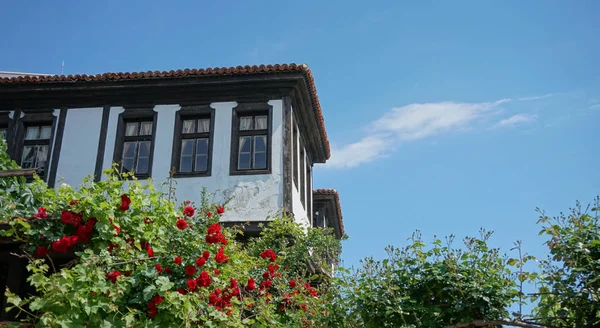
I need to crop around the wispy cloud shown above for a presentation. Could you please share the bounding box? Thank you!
[325,95,549,169]
[493,114,537,128]
[517,93,554,101]
[589,103,600,110]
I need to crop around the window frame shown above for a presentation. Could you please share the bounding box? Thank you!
[171,105,215,178]
[13,111,56,181]
[230,102,273,176]
[112,107,157,179]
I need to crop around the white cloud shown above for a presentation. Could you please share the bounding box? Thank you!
[325,100,510,169]
[517,93,554,101]
[589,103,600,110]
[493,114,537,128]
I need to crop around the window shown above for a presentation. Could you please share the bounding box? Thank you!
[113,108,157,178]
[20,124,53,178]
[0,128,6,140]
[172,105,214,177]
[292,117,299,188]
[231,103,272,175]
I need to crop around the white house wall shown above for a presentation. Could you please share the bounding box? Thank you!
[55,101,285,223]
[56,108,103,185]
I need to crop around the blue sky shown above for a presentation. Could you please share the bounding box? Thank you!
[2,0,599,295]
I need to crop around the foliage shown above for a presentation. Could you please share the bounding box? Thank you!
[3,168,339,327]
[533,197,600,327]
[326,229,518,328]
[0,138,46,225]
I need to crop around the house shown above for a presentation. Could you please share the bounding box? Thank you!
[0,64,345,321]
[0,64,343,238]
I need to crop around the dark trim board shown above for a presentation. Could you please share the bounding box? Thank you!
[281,96,293,214]
[47,108,68,187]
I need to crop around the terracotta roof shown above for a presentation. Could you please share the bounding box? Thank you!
[0,63,330,158]
[313,189,344,236]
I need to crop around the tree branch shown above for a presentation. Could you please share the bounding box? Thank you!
[107,256,156,267]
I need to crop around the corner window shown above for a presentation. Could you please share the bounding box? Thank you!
[113,108,157,178]
[231,103,272,175]
[20,124,52,177]
[172,105,214,177]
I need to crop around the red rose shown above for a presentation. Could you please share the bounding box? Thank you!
[214,269,220,275]
[185,265,196,276]
[195,257,206,267]
[106,270,121,284]
[51,236,72,253]
[174,256,182,265]
[155,264,162,273]
[289,280,296,288]
[197,270,212,287]
[262,271,270,280]
[202,251,210,260]
[75,225,93,243]
[35,245,48,257]
[68,235,79,246]
[70,199,79,206]
[215,246,228,264]
[120,194,131,211]
[147,247,154,257]
[148,308,157,318]
[260,249,277,262]
[36,207,48,219]
[187,279,197,291]
[86,217,98,226]
[165,267,172,274]
[245,278,256,291]
[60,210,73,224]
[177,288,186,295]
[176,219,187,230]
[206,211,212,217]
[216,206,225,214]
[183,205,194,217]
[259,280,272,291]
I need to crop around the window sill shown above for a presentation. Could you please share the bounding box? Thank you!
[172,172,212,178]
[230,169,271,176]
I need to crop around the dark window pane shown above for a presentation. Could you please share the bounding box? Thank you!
[255,116,268,130]
[195,154,208,172]
[40,126,52,139]
[180,156,193,172]
[254,135,266,152]
[139,122,153,136]
[254,152,267,169]
[181,139,194,156]
[240,117,253,130]
[138,141,150,158]
[198,119,210,133]
[0,129,6,139]
[239,136,251,153]
[182,120,195,134]
[21,146,35,167]
[125,123,138,136]
[137,158,149,174]
[197,138,209,155]
[122,142,137,158]
[122,158,135,173]
[25,127,39,140]
[238,153,251,170]
[37,145,49,163]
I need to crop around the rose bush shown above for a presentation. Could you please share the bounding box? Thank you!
[4,169,336,327]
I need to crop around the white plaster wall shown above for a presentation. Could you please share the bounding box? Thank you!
[55,108,103,185]
[149,100,284,222]
[102,106,125,175]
